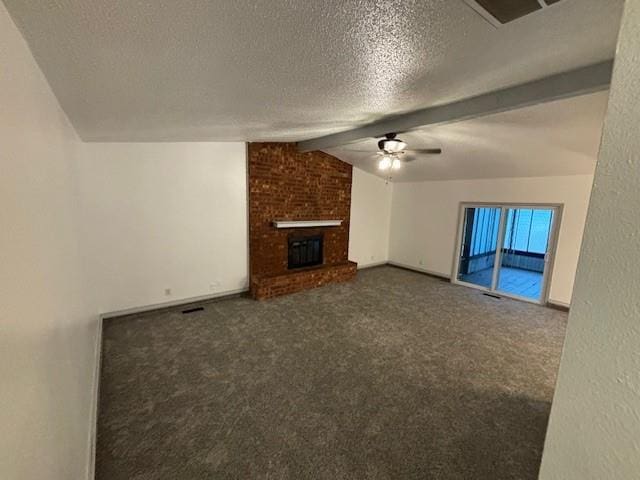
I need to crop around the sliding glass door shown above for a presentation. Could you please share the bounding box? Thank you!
[455,204,559,303]
[457,207,502,289]
[497,208,554,300]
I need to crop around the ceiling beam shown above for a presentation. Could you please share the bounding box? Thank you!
[297,60,613,152]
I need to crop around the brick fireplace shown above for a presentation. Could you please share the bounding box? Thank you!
[248,143,357,300]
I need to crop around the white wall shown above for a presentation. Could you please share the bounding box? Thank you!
[349,168,392,268]
[388,175,594,305]
[540,1,640,478]
[0,3,99,479]
[77,142,249,315]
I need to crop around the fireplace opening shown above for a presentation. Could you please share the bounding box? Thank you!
[288,234,323,269]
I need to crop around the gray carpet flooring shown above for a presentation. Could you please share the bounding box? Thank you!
[97,266,567,479]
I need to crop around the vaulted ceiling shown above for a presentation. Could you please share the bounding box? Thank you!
[325,91,609,182]
[3,0,623,142]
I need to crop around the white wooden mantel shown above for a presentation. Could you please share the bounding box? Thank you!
[272,220,342,229]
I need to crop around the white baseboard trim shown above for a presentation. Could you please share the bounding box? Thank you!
[547,299,571,310]
[356,260,389,270]
[87,315,103,480]
[100,287,249,319]
[387,261,451,280]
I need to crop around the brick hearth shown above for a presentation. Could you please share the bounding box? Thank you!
[248,142,357,300]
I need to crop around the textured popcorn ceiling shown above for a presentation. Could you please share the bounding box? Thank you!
[325,91,609,182]
[3,0,623,142]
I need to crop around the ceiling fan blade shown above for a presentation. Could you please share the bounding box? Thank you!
[406,148,442,155]
[342,148,382,153]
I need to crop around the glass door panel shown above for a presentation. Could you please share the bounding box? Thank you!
[457,207,502,288]
[497,208,554,301]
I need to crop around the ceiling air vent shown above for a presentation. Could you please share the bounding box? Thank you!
[465,0,565,26]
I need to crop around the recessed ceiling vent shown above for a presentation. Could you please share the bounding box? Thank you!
[465,0,565,26]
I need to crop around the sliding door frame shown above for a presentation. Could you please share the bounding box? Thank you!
[451,202,564,305]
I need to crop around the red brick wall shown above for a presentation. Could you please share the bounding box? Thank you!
[251,262,357,300]
[248,142,355,298]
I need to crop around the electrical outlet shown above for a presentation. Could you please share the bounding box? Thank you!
[164,288,172,296]
[209,280,221,291]
[419,260,424,266]
[370,255,375,261]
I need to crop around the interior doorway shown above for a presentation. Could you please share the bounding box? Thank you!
[453,204,561,304]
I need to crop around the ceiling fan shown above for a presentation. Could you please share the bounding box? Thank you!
[347,133,442,172]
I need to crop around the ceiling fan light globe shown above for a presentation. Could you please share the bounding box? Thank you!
[392,158,402,170]
[378,156,392,170]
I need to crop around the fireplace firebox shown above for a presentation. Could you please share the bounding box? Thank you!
[288,234,323,269]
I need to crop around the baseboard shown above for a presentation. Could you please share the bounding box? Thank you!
[387,261,451,281]
[101,287,249,319]
[547,300,570,312]
[357,261,388,270]
[87,315,103,480]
